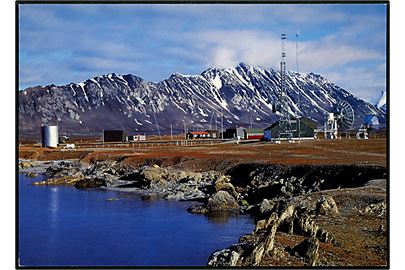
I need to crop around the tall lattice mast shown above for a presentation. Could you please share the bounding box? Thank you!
[296,30,301,142]
[296,31,300,111]
[277,33,294,139]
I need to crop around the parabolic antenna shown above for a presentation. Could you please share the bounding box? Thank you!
[335,101,355,130]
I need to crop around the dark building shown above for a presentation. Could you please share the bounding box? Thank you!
[103,130,127,142]
[205,130,220,139]
[223,127,245,139]
[187,131,209,139]
[264,117,317,140]
[244,128,264,139]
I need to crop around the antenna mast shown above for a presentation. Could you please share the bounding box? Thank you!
[277,33,294,140]
[296,30,301,143]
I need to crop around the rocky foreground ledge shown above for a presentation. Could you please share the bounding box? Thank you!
[19,159,387,267]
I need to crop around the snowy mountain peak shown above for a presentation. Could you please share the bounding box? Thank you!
[376,90,386,112]
[19,65,386,135]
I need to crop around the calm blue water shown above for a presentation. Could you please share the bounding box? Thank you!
[18,174,254,267]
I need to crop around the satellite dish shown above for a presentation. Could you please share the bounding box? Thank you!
[335,101,355,130]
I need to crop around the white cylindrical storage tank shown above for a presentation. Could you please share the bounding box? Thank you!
[41,125,58,148]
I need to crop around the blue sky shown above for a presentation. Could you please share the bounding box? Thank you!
[19,4,387,103]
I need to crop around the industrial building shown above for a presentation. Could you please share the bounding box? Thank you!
[128,134,146,141]
[223,127,246,139]
[205,130,220,139]
[103,130,127,142]
[244,128,264,140]
[41,125,58,148]
[264,117,317,140]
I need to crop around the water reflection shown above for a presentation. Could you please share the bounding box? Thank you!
[19,174,254,266]
[49,187,59,226]
[206,211,240,225]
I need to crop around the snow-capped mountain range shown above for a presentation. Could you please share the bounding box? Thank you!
[19,63,385,136]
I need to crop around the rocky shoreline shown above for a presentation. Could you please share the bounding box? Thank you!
[18,158,387,267]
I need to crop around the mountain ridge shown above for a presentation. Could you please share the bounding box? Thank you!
[19,63,385,136]
[376,90,386,112]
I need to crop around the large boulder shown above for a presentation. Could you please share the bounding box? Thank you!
[214,175,238,198]
[19,161,35,169]
[292,237,320,266]
[315,195,339,215]
[207,249,240,267]
[141,166,168,184]
[75,177,106,189]
[207,191,239,212]
[259,199,276,215]
[26,172,38,178]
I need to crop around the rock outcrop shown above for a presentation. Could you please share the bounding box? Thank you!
[360,202,386,217]
[207,198,337,267]
[207,191,239,212]
[316,195,339,215]
[19,161,36,169]
[75,177,106,189]
[207,249,241,267]
[292,237,320,266]
[33,172,85,186]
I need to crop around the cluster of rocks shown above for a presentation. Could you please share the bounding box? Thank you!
[20,159,387,267]
[19,161,36,169]
[207,196,339,267]
[245,175,326,204]
[187,175,244,214]
[115,165,221,201]
[33,172,85,186]
[360,201,387,217]
[29,160,224,201]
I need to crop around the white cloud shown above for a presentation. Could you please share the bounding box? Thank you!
[323,66,386,102]
[19,4,386,103]
[209,47,238,68]
[184,29,383,70]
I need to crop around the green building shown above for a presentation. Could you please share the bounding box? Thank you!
[264,117,317,140]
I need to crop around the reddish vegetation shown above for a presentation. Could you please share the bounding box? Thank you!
[19,138,387,168]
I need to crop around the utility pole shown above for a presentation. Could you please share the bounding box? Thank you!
[58,118,62,138]
[221,108,224,139]
[209,111,213,130]
[152,104,161,139]
[296,30,301,143]
[170,122,173,140]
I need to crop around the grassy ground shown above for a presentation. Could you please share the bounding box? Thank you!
[19,138,387,168]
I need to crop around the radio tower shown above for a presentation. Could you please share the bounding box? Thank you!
[277,33,294,140]
[296,30,301,143]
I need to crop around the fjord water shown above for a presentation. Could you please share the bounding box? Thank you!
[18,174,254,267]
